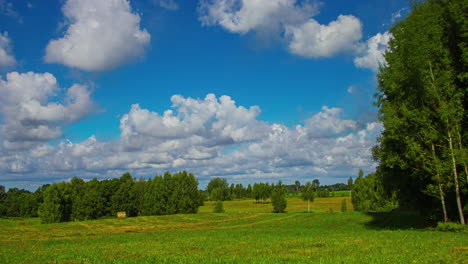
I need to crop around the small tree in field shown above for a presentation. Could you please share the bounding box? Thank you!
[341,199,347,212]
[302,182,315,213]
[271,181,287,213]
[213,201,224,213]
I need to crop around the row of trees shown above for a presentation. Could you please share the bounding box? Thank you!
[205,178,348,201]
[373,0,467,224]
[1,174,351,221]
[38,171,204,223]
[0,186,43,217]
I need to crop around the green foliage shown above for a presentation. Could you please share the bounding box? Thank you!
[352,173,398,212]
[206,178,231,201]
[375,0,467,223]
[38,183,72,223]
[212,201,225,213]
[271,181,287,213]
[253,183,272,203]
[1,188,39,217]
[301,182,315,202]
[435,222,467,232]
[341,199,347,212]
[37,171,204,223]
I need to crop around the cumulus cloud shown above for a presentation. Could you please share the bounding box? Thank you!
[199,0,366,59]
[159,0,179,11]
[44,0,150,71]
[198,0,318,34]
[198,0,397,72]
[119,94,269,149]
[0,32,16,69]
[0,93,381,188]
[354,31,392,72]
[0,72,95,148]
[285,15,362,58]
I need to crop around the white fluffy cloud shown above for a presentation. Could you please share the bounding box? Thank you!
[44,0,150,71]
[0,32,16,69]
[354,31,392,72]
[119,94,269,149]
[285,15,362,58]
[0,93,381,188]
[0,72,95,147]
[198,0,366,59]
[198,0,318,34]
[198,0,396,71]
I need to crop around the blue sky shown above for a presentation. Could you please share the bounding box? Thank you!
[0,0,409,190]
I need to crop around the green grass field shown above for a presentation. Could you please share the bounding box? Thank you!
[0,197,466,263]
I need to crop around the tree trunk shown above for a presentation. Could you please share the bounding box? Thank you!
[432,143,448,223]
[448,127,466,224]
[455,124,468,183]
[307,200,310,213]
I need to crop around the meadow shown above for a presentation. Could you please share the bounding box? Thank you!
[0,197,466,264]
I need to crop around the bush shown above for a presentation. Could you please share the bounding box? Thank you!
[271,181,287,213]
[435,222,467,232]
[341,199,347,212]
[213,201,224,213]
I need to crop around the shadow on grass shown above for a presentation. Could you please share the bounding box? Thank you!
[364,211,434,230]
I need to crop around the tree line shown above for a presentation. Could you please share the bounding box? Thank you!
[1,174,352,221]
[205,177,350,202]
[352,0,467,224]
[0,171,204,223]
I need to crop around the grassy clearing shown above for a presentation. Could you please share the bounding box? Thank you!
[0,197,466,263]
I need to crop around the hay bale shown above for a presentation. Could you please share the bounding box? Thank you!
[117,212,127,219]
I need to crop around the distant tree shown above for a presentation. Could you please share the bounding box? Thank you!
[134,178,146,216]
[142,176,167,215]
[0,185,5,216]
[246,184,253,198]
[229,183,235,198]
[213,201,225,213]
[168,171,204,214]
[34,184,50,205]
[347,177,353,189]
[38,182,72,223]
[234,184,245,199]
[207,178,231,201]
[312,179,320,192]
[253,183,271,203]
[210,187,225,202]
[302,182,315,213]
[111,173,137,217]
[271,181,287,213]
[295,180,301,192]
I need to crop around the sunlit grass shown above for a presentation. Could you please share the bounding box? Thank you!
[0,197,466,263]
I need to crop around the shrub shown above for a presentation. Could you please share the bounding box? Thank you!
[341,199,347,212]
[435,222,467,232]
[271,182,287,213]
[213,201,224,213]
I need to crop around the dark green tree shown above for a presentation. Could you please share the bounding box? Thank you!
[38,182,72,223]
[213,201,225,213]
[375,0,467,223]
[341,199,347,212]
[206,177,231,201]
[271,181,287,213]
